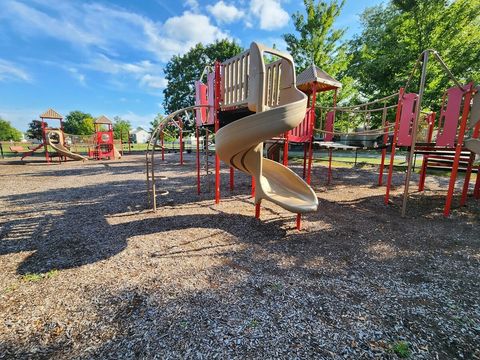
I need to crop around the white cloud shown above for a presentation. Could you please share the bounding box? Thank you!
[87,55,166,90]
[250,0,289,30]
[140,74,168,89]
[2,1,231,62]
[208,1,245,24]
[0,59,31,82]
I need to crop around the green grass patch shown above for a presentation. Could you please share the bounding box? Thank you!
[21,269,59,282]
[392,341,411,358]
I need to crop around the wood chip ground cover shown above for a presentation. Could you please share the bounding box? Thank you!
[0,154,478,359]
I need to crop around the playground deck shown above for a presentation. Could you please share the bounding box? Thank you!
[0,154,478,358]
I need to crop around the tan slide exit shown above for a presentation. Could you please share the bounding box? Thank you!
[216,43,318,213]
[46,129,88,161]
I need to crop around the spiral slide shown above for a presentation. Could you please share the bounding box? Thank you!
[46,129,88,161]
[216,43,318,214]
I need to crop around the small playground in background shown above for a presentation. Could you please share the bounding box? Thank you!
[1,1,479,358]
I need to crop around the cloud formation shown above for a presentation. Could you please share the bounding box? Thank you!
[208,1,245,24]
[250,0,289,30]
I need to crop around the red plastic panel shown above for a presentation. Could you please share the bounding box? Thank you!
[195,81,207,126]
[397,93,418,146]
[289,108,314,143]
[324,111,334,141]
[436,86,466,147]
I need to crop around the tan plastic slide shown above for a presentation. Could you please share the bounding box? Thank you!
[216,43,318,213]
[46,129,88,161]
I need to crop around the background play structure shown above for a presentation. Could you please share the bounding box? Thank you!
[146,42,480,228]
[8,110,124,162]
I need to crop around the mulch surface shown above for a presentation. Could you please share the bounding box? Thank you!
[0,153,478,359]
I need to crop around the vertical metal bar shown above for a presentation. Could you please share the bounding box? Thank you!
[214,61,221,204]
[296,214,301,230]
[283,133,289,166]
[179,119,183,165]
[251,176,255,198]
[255,202,261,219]
[302,143,308,178]
[230,167,234,191]
[196,125,201,195]
[354,149,358,166]
[401,51,429,217]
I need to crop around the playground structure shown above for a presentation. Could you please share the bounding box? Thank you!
[146,44,479,225]
[9,110,124,162]
[88,116,122,160]
[9,109,88,162]
[383,50,480,216]
[147,42,322,229]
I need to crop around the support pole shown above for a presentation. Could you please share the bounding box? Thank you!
[230,167,234,191]
[251,177,255,198]
[302,143,308,179]
[401,51,429,217]
[196,126,201,195]
[283,133,289,166]
[179,119,183,165]
[255,202,261,219]
[214,61,221,205]
[296,214,301,230]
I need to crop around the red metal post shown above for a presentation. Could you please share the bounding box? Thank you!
[214,61,221,204]
[296,214,301,230]
[196,126,201,195]
[385,88,405,204]
[378,121,389,186]
[230,167,234,191]
[283,133,289,166]
[255,202,261,219]
[444,84,473,216]
[251,177,255,198]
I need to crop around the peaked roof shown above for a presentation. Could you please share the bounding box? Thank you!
[95,115,112,125]
[40,108,63,119]
[296,64,342,93]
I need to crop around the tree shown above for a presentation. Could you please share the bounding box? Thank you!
[113,116,132,142]
[64,111,95,135]
[0,118,22,141]
[348,0,480,114]
[163,39,243,115]
[282,0,357,130]
[26,120,47,141]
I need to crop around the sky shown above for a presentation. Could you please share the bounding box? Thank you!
[0,0,384,132]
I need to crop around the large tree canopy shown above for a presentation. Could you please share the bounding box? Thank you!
[163,39,243,115]
[64,111,95,135]
[0,118,22,141]
[348,0,480,107]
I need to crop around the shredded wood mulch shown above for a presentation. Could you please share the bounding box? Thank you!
[0,153,478,359]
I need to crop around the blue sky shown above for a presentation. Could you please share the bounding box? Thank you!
[0,0,384,132]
